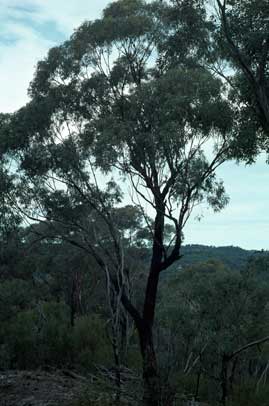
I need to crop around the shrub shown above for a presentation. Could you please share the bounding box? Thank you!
[2,301,72,369]
[228,381,269,406]
[36,301,73,366]
[4,309,39,369]
[72,315,113,370]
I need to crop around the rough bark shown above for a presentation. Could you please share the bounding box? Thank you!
[139,323,160,406]
[139,202,164,405]
[221,354,229,405]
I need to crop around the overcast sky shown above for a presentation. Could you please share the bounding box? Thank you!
[1,0,268,250]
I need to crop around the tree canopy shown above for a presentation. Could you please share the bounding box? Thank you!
[1,1,269,405]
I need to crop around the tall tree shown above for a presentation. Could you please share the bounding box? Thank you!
[0,1,233,404]
[213,0,269,158]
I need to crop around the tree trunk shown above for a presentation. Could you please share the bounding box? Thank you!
[221,354,229,406]
[70,278,75,327]
[229,356,238,398]
[195,370,201,401]
[139,324,160,406]
[70,270,83,327]
[112,337,121,403]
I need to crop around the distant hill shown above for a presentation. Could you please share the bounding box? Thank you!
[145,244,268,276]
[177,244,266,270]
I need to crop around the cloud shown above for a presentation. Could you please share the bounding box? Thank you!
[0,23,52,112]
[1,0,111,36]
[0,0,114,112]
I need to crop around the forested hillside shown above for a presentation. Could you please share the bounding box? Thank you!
[180,245,258,269]
[1,229,269,405]
[0,0,268,405]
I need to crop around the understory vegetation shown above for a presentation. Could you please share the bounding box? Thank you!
[1,235,269,405]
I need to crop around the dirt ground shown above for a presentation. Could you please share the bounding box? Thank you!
[0,369,87,406]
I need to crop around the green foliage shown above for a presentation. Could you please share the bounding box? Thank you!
[211,0,269,157]
[0,1,269,405]
[157,259,269,403]
[36,301,73,366]
[227,381,269,406]
[0,299,112,370]
[173,372,209,403]
[180,244,256,269]
[2,309,39,369]
[72,315,112,370]
[0,279,34,322]
[1,302,71,369]
[1,0,233,251]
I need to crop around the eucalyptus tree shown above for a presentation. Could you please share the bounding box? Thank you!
[0,0,233,404]
[168,0,269,158]
[212,0,269,159]
[158,260,269,404]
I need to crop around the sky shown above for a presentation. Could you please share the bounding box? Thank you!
[0,0,268,250]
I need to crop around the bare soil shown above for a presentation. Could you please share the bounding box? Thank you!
[0,369,87,406]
